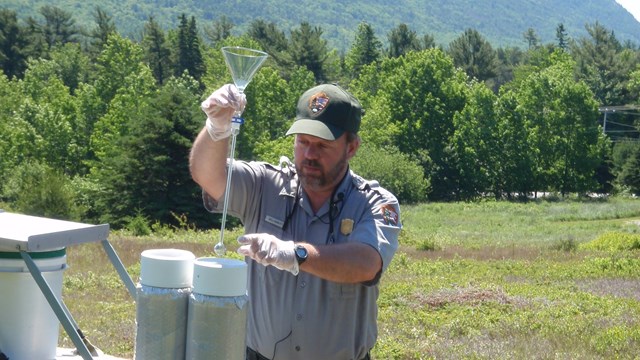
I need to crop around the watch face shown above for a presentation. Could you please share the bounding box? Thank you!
[295,245,308,262]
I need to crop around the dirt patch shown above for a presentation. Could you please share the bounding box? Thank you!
[415,286,530,309]
[402,245,587,262]
[575,279,640,301]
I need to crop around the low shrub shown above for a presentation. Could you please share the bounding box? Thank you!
[580,232,640,252]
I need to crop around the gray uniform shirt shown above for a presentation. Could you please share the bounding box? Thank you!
[203,159,401,360]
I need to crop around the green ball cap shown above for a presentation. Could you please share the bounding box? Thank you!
[286,84,362,140]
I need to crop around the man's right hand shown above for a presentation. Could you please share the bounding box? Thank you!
[201,84,247,141]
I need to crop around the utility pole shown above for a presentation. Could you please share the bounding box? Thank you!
[598,105,640,138]
[598,106,616,135]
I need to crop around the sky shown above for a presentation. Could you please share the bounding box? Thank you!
[616,0,640,22]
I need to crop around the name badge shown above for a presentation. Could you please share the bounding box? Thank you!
[265,215,284,228]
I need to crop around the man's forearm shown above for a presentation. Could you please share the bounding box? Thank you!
[298,242,382,284]
[189,127,229,201]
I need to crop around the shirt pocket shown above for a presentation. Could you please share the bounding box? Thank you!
[256,215,286,239]
[329,282,357,299]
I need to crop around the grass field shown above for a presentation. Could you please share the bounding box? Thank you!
[58,197,640,359]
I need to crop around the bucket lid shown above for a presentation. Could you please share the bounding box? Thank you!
[140,248,195,288]
[192,258,247,297]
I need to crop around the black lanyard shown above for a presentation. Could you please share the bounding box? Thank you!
[281,182,348,244]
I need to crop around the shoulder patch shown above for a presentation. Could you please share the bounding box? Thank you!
[380,204,399,226]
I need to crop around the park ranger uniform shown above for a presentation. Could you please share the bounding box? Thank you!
[203,158,401,360]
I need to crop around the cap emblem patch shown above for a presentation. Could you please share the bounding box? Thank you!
[309,92,330,114]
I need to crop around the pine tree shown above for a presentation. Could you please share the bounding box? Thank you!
[619,144,640,195]
[0,9,28,78]
[88,6,116,55]
[386,23,421,58]
[39,5,79,49]
[247,19,290,67]
[523,28,539,49]
[556,23,569,51]
[176,14,204,82]
[204,15,233,45]
[447,28,497,82]
[289,22,329,82]
[345,22,382,77]
[142,16,171,85]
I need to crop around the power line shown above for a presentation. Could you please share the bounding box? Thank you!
[598,105,640,136]
[606,120,638,128]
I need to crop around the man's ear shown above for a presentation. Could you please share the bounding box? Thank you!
[346,136,360,160]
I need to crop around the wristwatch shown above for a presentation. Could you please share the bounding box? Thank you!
[294,244,308,265]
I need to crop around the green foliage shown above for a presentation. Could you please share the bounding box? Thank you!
[236,66,297,159]
[2,161,81,220]
[447,28,498,82]
[344,22,382,78]
[612,140,640,177]
[48,43,92,93]
[94,33,146,105]
[89,72,207,228]
[550,237,578,252]
[617,143,640,195]
[386,23,421,58]
[246,19,291,70]
[350,143,428,204]
[0,9,28,78]
[288,22,331,82]
[125,211,152,236]
[353,48,468,200]
[142,16,171,85]
[581,232,640,252]
[499,50,609,196]
[174,14,205,82]
[452,81,500,199]
[254,137,294,165]
[571,22,637,106]
[1,5,640,228]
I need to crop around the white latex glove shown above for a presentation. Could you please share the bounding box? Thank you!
[201,84,247,141]
[237,233,299,275]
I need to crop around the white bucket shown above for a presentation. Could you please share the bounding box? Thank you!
[0,249,67,360]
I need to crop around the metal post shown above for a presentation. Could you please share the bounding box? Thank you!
[101,239,137,299]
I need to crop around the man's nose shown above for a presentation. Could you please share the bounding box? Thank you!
[304,144,320,159]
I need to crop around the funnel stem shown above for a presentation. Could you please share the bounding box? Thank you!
[216,121,240,256]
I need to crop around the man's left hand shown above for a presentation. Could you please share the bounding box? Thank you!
[237,234,300,275]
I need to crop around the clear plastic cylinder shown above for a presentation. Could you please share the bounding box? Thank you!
[185,257,248,360]
[134,249,195,360]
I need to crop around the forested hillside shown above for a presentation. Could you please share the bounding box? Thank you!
[2,0,640,51]
[1,4,639,231]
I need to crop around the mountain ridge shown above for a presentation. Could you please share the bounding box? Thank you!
[3,0,640,51]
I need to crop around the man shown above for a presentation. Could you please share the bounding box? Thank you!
[189,83,401,360]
